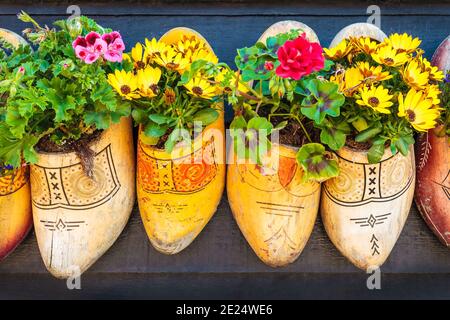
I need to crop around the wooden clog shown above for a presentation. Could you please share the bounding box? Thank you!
[30,117,135,278]
[227,21,321,267]
[415,36,450,247]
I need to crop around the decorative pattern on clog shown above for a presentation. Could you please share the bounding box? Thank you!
[31,145,120,210]
[138,137,218,194]
[324,152,414,207]
[0,166,28,196]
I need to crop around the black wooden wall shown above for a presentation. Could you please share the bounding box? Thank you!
[0,1,449,299]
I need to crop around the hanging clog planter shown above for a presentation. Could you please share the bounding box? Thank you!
[227,21,327,267]
[0,28,32,261]
[320,23,424,270]
[415,36,450,247]
[136,28,226,254]
[321,146,415,269]
[31,117,135,278]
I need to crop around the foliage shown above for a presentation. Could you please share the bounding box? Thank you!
[108,35,228,152]
[0,12,129,171]
[229,29,344,182]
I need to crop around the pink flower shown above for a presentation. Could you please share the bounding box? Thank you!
[73,31,124,64]
[104,50,123,63]
[84,53,100,64]
[17,66,25,74]
[72,36,87,49]
[85,32,101,46]
[75,45,89,60]
[92,38,107,54]
[275,33,324,80]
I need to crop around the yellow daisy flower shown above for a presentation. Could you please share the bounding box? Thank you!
[398,88,440,131]
[423,84,441,105]
[357,61,393,82]
[372,45,409,67]
[108,69,140,100]
[131,42,148,69]
[384,33,421,53]
[176,35,206,56]
[324,39,352,60]
[331,67,364,97]
[136,66,162,98]
[402,60,430,90]
[154,47,190,73]
[184,76,217,99]
[418,56,445,81]
[187,48,218,64]
[357,85,394,114]
[352,36,379,54]
[144,38,168,60]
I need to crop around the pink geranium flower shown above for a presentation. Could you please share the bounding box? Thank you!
[275,33,324,80]
[73,31,124,64]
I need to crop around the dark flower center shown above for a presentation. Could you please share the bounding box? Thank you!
[150,84,159,94]
[369,97,379,107]
[136,61,146,69]
[384,57,394,65]
[120,85,131,95]
[192,86,203,96]
[166,62,179,70]
[406,109,416,122]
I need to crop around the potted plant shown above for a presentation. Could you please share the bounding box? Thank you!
[0,28,33,261]
[320,23,444,269]
[227,21,345,267]
[109,28,226,254]
[415,35,449,247]
[1,13,135,278]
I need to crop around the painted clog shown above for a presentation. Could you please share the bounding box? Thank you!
[415,35,450,247]
[137,27,225,254]
[30,117,135,278]
[321,146,415,270]
[0,28,32,262]
[321,24,413,270]
[227,21,321,267]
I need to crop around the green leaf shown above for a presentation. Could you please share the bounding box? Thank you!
[367,139,386,163]
[84,111,111,130]
[247,117,273,132]
[144,122,167,138]
[192,108,219,126]
[230,115,247,130]
[320,127,346,151]
[149,114,171,125]
[355,125,382,142]
[296,143,339,182]
[394,134,414,156]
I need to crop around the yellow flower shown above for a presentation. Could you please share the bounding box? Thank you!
[384,33,421,53]
[357,61,393,82]
[372,45,409,67]
[136,66,162,98]
[131,42,147,69]
[357,85,394,114]
[184,77,217,99]
[324,39,352,60]
[398,88,440,131]
[108,69,140,100]
[176,35,206,56]
[418,56,445,81]
[187,48,218,64]
[423,84,441,105]
[352,36,378,54]
[402,60,430,90]
[144,38,168,60]
[331,67,364,97]
[154,47,190,73]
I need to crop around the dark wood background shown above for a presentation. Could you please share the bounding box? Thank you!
[0,0,449,299]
